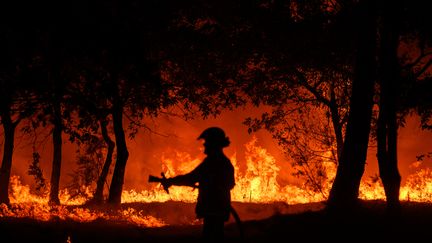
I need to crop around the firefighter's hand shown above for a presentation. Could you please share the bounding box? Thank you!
[160,178,172,193]
[148,172,171,194]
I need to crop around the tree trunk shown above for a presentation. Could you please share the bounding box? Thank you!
[108,103,129,205]
[377,3,401,211]
[0,110,16,205]
[91,118,115,204]
[329,89,344,162]
[49,101,62,205]
[378,100,400,211]
[327,0,377,211]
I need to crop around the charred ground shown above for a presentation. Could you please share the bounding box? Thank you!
[1,200,432,243]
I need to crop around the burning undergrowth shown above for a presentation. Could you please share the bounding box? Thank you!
[1,136,432,227]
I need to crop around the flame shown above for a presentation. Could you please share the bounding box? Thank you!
[2,135,432,226]
[2,175,165,227]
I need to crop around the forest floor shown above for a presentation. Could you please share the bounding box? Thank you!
[1,200,432,243]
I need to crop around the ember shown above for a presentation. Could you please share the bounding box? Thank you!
[2,137,431,227]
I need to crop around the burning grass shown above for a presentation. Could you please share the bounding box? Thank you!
[1,136,432,228]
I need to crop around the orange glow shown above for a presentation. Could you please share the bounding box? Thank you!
[2,176,166,227]
[1,136,432,226]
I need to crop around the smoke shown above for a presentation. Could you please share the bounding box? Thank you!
[4,108,432,195]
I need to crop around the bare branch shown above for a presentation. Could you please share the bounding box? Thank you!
[415,58,432,79]
[123,112,170,138]
[294,69,331,107]
[404,51,432,69]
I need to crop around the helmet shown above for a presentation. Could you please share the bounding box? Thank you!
[197,127,230,148]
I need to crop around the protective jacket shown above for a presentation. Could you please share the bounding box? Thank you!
[170,153,235,221]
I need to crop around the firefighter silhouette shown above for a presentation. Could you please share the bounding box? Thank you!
[149,127,237,241]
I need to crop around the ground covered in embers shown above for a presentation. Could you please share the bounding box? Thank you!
[1,200,431,243]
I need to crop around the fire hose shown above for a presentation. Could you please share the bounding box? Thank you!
[229,205,244,239]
